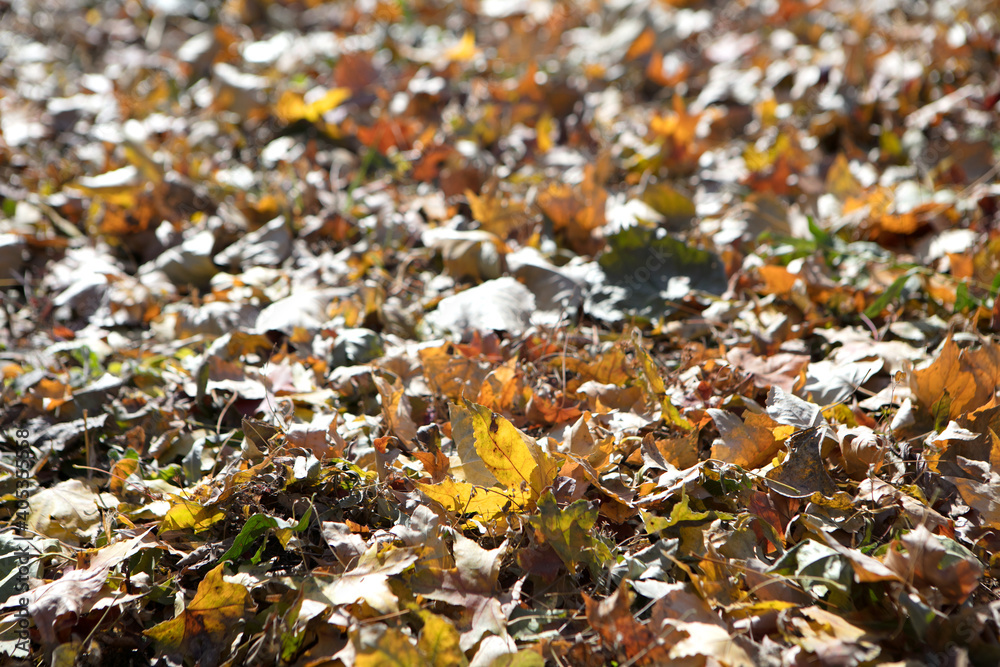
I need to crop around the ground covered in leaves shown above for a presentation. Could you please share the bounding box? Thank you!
[3,0,1000,665]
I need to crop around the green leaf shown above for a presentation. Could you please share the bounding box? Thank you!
[954,281,978,313]
[218,514,279,563]
[807,216,832,249]
[864,268,917,319]
[931,391,952,432]
[529,491,610,574]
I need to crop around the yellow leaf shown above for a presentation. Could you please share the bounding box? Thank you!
[419,343,489,400]
[466,185,528,238]
[418,613,469,667]
[144,563,253,660]
[417,478,529,520]
[275,87,351,124]
[417,477,531,521]
[355,627,423,666]
[536,112,554,153]
[160,498,225,533]
[444,30,477,62]
[634,337,692,430]
[825,153,861,200]
[457,398,557,498]
[303,87,351,122]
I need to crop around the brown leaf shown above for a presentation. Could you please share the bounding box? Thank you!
[584,584,670,665]
[836,426,887,479]
[419,343,490,401]
[536,164,607,255]
[727,348,809,393]
[765,427,838,498]
[476,361,520,413]
[561,345,631,388]
[641,430,701,470]
[412,447,451,483]
[884,525,983,605]
[909,335,1000,422]
[374,375,418,443]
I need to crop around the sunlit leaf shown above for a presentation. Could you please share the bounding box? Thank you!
[144,564,253,666]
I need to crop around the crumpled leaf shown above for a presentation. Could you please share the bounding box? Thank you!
[836,426,887,478]
[884,525,982,605]
[375,375,418,443]
[4,531,155,647]
[530,491,610,574]
[765,386,824,429]
[584,583,670,665]
[312,546,417,615]
[765,427,838,499]
[728,348,810,393]
[785,606,880,664]
[658,619,754,667]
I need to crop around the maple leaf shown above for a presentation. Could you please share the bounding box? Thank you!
[452,398,558,499]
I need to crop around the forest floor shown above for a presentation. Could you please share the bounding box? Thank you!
[3,0,1000,665]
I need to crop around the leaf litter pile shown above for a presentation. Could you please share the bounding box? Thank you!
[3,0,1000,665]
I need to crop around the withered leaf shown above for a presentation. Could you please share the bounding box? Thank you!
[765,427,838,499]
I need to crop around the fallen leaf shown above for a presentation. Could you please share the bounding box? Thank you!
[765,427,838,499]
[28,479,117,545]
[584,583,670,665]
[144,563,254,667]
[454,398,557,499]
[530,491,610,573]
[909,335,1000,423]
[708,409,785,469]
[885,525,982,605]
